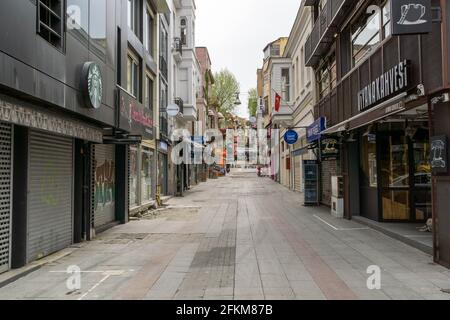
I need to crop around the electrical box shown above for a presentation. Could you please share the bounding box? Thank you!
[331,176,344,218]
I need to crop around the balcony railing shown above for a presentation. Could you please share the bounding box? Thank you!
[305,0,352,67]
[173,37,183,55]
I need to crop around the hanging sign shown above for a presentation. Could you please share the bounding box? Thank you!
[391,0,432,35]
[284,130,299,145]
[307,117,326,143]
[320,136,340,160]
[431,135,448,173]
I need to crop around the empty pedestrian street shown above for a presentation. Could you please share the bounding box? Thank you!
[1,170,450,300]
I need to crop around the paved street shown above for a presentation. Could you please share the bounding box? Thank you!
[1,170,450,300]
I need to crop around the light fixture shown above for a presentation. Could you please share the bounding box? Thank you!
[346,133,357,143]
[363,124,374,137]
[234,93,242,106]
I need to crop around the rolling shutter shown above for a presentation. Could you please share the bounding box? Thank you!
[27,131,73,263]
[0,122,12,274]
[294,155,302,192]
[93,145,116,228]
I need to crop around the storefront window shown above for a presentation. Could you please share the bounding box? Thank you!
[141,147,154,202]
[129,146,138,207]
[360,134,377,187]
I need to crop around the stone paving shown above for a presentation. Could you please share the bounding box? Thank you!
[1,169,450,300]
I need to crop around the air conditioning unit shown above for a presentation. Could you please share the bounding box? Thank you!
[331,176,344,218]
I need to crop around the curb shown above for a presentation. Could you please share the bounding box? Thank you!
[0,248,76,289]
[352,216,433,255]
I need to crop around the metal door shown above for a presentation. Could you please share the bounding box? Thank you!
[0,122,12,273]
[27,131,73,262]
[92,145,116,228]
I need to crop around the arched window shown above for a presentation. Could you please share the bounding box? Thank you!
[180,18,187,45]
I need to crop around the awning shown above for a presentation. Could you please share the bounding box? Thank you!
[208,110,215,117]
[321,92,408,135]
[217,112,225,119]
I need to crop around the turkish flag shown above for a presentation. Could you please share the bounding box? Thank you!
[275,93,281,112]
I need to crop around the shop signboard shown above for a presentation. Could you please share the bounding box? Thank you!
[320,136,340,161]
[391,0,432,36]
[357,60,409,112]
[431,135,448,173]
[307,117,326,143]
[304,160,319,206]
[284,130,299,145]
[118,89,154,140]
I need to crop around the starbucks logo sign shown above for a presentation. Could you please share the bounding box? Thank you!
[81,62,103,109]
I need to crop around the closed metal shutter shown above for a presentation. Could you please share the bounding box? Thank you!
[294,156,302,192]
[27,131,73,263]
[0,122,12,274]
[93,145,116,228]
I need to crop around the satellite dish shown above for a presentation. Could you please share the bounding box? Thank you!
[166,103,180,117]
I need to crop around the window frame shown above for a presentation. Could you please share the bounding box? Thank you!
[144,4,155,57]
[37,0,65,50]
[127,49,141,100]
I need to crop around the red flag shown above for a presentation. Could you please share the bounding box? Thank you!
[275,93,281,112]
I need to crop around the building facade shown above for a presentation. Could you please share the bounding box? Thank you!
[303,0,450,267]
[282,2,316,195]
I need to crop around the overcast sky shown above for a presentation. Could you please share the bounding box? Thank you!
[196,0,300,119]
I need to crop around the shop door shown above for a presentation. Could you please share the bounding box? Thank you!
[158,153,168,195]
[27,131,73,263]
[0,122,12,273]
[93,145,116,228]
[378,129,431,222]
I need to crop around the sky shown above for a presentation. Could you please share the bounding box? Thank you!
[195,0,300,119]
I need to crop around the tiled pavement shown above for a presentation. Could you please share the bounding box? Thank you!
[1,170,450,300]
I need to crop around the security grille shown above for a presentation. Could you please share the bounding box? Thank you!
[0,123,11,274]
[92,145,116,228]
[27,131,73,263]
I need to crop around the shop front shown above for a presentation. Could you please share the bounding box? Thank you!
[358,112,432,223]
[0,93,105,270]
[117,88,156,214]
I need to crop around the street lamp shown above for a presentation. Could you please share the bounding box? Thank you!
[234,93,242,106]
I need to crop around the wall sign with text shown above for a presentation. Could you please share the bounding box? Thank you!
[391,0,432,35]
[358,60,409,112]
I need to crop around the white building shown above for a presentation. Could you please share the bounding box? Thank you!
[282,2,316,193]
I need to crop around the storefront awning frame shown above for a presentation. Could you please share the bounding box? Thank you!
[321,92,408,135]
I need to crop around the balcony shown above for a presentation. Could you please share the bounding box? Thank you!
[272,104,294,127]
[305,0,352,67]
[181,103,198,122]
[175,97,184,115]
[173,37,183,63]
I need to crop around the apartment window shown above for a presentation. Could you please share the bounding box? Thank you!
[350,1,391,67]
[37,0,64,49]
[160,79,168,136]
[127,51,140,99]
[317,53,336,99]
[144,7,154,56]
[160,23,169,80]
[281,68,290,102]
[270,44,280,57]
[128,0,141,38]
[89,0,107,58]
[145,72,154,112]
[180,17,187,45]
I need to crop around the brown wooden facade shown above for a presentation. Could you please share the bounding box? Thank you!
[306,0,450,267]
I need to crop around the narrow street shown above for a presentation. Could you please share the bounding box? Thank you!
[1,170,449,300]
